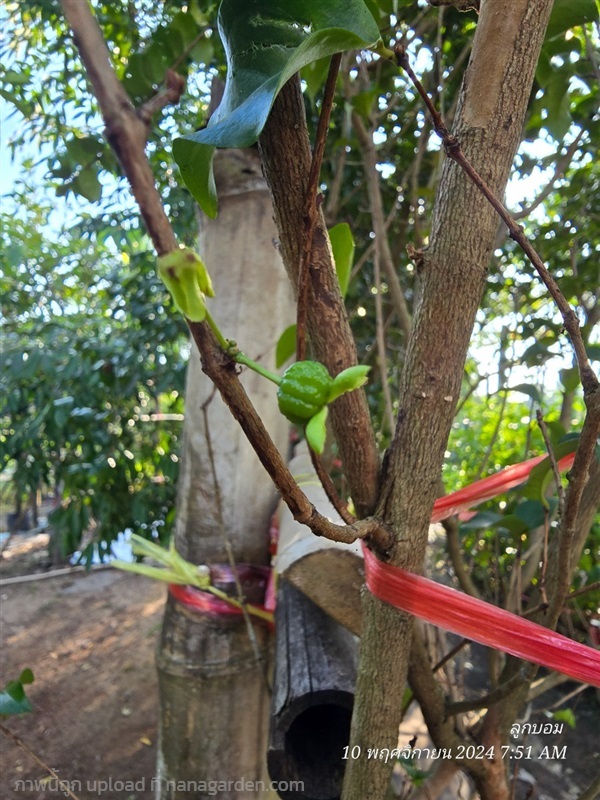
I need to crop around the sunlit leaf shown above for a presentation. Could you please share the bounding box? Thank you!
[276,324,297,368]
[329,222,355,298]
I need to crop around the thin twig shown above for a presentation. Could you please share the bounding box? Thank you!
[138,69,186,127]
[566,580,600,601]
[309,449,355,525]
[0,723,82,800]
[473,388,508,480]
[395,45,598,395]
[295,52,356,522]
[535,682,587,713]
[536,409,566,515]
[296,52,342,361]
[352,111,412,339]
[445,671,526,716]
[522,580,600,619]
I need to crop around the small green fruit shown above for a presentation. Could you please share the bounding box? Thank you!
[277,361,333,424]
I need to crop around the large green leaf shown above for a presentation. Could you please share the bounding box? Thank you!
[174,0,380,216]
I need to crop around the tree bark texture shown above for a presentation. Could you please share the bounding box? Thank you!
[156,149,294,799]
[343,3,555,799]
[258,78,380,518]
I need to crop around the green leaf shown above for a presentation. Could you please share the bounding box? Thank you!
[173,140,217,218]
[545,0,597,40]
[507,383,542,403]
[559,366,580,393]
[2,69,30,86]
[174,0,380,215]
[301,56,331,105]
[305,405,328,454]
[275,324,297,368]
[0,672,34,716]
[460,511,503,530]
[544,72,572,140]
[329,222,355,298]
[514,499,547,531]
[65,135,103,164]
[586,344,600,362]
[73,166,102,202]
[553,708,576,728]
[19,669,34,685]
[0,689,32,716]
[492,515,528,536]
[328,364,370,402]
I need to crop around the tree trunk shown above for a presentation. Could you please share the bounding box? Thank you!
[343,3,555,799]
[156,148,294,799]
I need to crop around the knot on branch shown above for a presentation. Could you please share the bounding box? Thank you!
[393,44,409,71]
[443,135,461,158]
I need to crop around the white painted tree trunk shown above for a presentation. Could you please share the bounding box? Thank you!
[156,148,294,799]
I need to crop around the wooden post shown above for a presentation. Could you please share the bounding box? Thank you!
[267,443,362,798]
[267,580,357,800]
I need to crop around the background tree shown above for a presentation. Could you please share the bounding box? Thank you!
[1,1,598,799]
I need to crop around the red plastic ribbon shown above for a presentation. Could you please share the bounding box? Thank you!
[362,544,600,687]
[169,563,271,618]
[430,452,575,523]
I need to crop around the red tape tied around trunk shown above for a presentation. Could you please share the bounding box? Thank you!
[169,564,271,618]
[362,544,600,687]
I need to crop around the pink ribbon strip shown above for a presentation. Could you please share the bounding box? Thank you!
[362,543,600,687]
[430,452,575,523]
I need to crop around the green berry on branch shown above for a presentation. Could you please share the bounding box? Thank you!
[277,361,333,424]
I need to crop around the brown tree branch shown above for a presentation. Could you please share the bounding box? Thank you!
[396,46,598,397]
[344,5,557,796]
[258,76,381,518]
[61,0,177,256]
[190,323,393,550]
[297,53,342,361]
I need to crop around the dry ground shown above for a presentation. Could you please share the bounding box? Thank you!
[1,534,165,800]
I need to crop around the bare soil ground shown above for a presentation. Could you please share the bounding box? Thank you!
[1,534,165,800]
